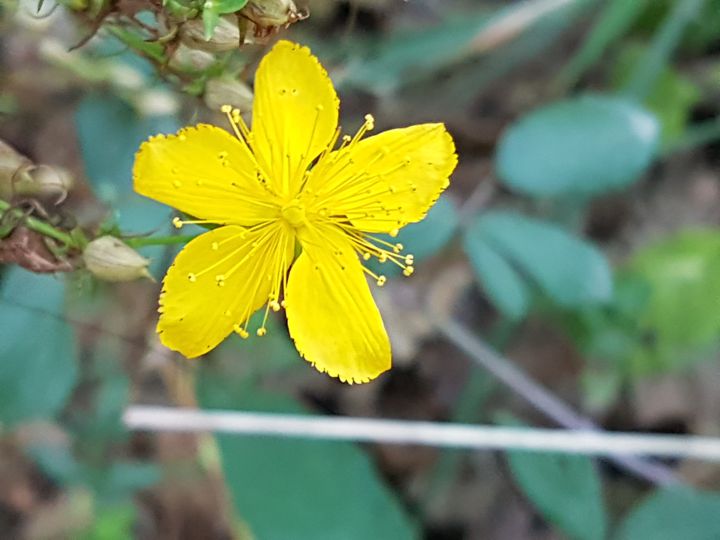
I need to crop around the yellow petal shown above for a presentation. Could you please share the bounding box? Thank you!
[158,224,294,358]
[285,224,390,383]
[252,40,339,197]
[134,125,277,226]
[308,124,457,233]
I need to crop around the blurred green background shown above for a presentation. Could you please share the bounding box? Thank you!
[3,0,720,538]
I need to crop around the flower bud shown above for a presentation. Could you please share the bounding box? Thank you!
[203,78,253,112]
[13,165,74,203]
[168,43,216,72]
[179,17,240,52]
[83,236,154,282]
[242,0,305,27]
[0,140,33,199]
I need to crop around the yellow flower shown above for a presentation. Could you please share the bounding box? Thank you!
[133,40,457,383]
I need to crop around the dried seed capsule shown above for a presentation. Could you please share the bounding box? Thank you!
[83,236,154,282]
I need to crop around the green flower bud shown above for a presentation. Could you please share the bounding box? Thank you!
[204,78,253,112]
[0,140,33,200]
[179,17,240,52]
[83,236,154,282]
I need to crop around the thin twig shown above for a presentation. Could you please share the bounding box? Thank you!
[434,317,679,486]
[123,406,720,463]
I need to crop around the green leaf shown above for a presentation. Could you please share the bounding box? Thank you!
[462,233,530,320]
[196,386,416,540]
[216,0,248,14]
[0,268,78,425]
[75,94,179,233]
[559,0,650,86]
[202,3,221,40]
[464,211,613,311]
[496,95,659,197]
[80,504,136,540]
[612,44,701,144]
[615,488,720,540]
[624,229,720,373]
[507,451,607,540]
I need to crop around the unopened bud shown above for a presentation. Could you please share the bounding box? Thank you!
[168,43,216,72]
[204,78,253,112]
[0,140,33,200]
[242,0,305,27]
[83,236,154,282]
[15,165,74,203]
[179,17,240,52]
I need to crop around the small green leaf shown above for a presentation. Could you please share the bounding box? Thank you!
[615,488,720,540]
[216,0,248,14]
[507,451,607,540]
[465,211,613,310]
[462,233,530,319]
[624,229,720,373]
[0,268,78,425]
[496,95,659,197]
[202,3,221,40]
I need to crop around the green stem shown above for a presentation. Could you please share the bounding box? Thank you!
[622,0,705,101]
[0,199,79,248]
[124,234,198,248]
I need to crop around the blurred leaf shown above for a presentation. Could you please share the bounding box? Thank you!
[198,315,301,394]
[615,488,720,540]
[216,0,248,14]
[196,388,417,540]
[0,268,78,425]
[75,94,179,233]
[624,229,720,373]
[367,195,458,278]
[202,4,221,40]
[613,44,701,143]
[560,0,650,86]
[507,451,607,540]
[463,233,530,320]
[464,211,612,312]
[496,95,659,197]
[28,443,82,485]
[80,503,136,540]
[621,0,705,100]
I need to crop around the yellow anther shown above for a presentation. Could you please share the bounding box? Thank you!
[233,324,249,338]
[257,327,267,337]
[221,104,232,113]
[362,252,371,261]
[376,276,387,287]
[405,254,414,265]
[378,253,388,263]
[270,300,281,312]
[187,273,196,282]
[403,266,415,277]
[394,243,403,253]
[280,300,287,308]
[172,217,183,229]
[364,113,375,130]
[342,135,352,143]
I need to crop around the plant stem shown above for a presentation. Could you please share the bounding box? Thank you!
[124,234,197,248]
[0,199,79,248]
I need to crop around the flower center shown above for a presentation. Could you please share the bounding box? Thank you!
[281,200,306,228]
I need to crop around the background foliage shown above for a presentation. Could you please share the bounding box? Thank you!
[2,0,720,538]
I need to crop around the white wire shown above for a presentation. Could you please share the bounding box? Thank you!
[124,406,720,462]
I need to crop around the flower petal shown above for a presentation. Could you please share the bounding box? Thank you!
[252,40,339,197]
[285,224,390,383]
[308,124,457,233]
[158,224,294,358]
[134,125,276,225]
